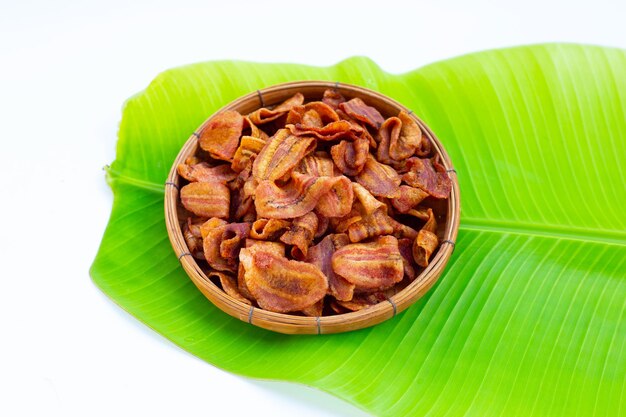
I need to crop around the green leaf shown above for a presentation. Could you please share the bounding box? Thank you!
[91,44,626,416]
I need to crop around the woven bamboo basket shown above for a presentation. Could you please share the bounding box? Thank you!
[165,81,460,335]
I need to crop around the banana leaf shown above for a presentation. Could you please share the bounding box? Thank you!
[90,44,626,416]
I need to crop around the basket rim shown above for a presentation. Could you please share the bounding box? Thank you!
[164,80,460,334]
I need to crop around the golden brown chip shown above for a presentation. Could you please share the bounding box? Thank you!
[227,166,256,222]
[255,172,344,219]
[301,109,323,128]
[331,235,404,291]
[316,175,354,218]
[306,102,341,121]
[315,214,330,238]
[347,209,395,243]
[307,234,355,301]
[209,271,252,305]
[301,299,324,317]
[380,197,397,216]
[184,156,202,165]
[242,116,269,140]
[177,162,238,183]
[360,125,377,148]
[398,238,417,281]
[351,182,387,215]
[220,223,252,259]
[412,208,438,267]
[336,292,388,311]
[336,108,377,147]
[401,156,452,199]
[406,207,431,222]
[231,136,267,173]
[203,221,250,272]
[183,219,203,259]
[295,154,354,218]
[239,246,328,313]
[418,208,437,236]
[198,111,244,162]
[237,263,254,301]
[286,101,340,126]
[199,217,227,239]
[339,97,385,129]
[180,182,230,219]
[388,217,419,240]
[355,155,401,198]
[322,89,346,109]
[329,207,361,233]
[297,153,336,176]
[241,240,287,301]
[280,212,319,259]
[377,112,422,163]
[415,139,432,157]
[285,105,306,125]
[250,218,291,240]
[186,217,203,238]
[404,117,431,158]
[413,230,438,267]
[329,299,350,314]
[330,137,369,176]
[287,120,360,141]
[252,129,316,181]
[248,93,305,125]
[391,185,429,213]
[242,173,257,199]
[244,238,287,254]
[229,187,255,222]
[273,93,306,112]
[394,111,422,160]
[376,116,401,164]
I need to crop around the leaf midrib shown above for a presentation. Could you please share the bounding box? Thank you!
[107,169,626,247]
[462,219,626,246]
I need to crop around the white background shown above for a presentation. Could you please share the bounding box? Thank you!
[1,1,624,416]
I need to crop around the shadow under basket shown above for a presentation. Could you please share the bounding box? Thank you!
[165,81,460,335]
